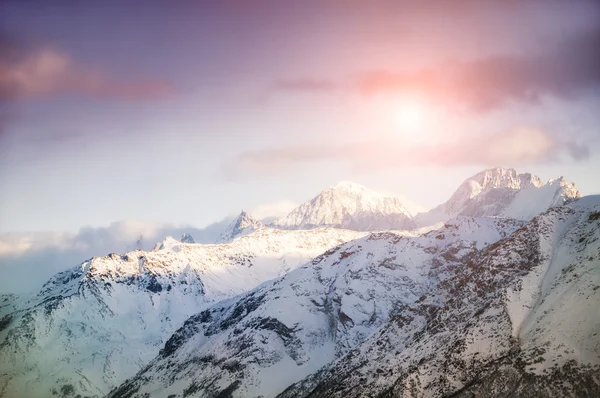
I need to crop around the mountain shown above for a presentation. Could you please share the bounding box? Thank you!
[218,211,264,243]
[279,196,600,398]
[415,168,580,227]
[273,181,415,231]
[1,170,595,398]
[179,233,195,244]
[0,294,21,319]
[106,217,524,397]
[0,227,365,398]
[108,197,600,398]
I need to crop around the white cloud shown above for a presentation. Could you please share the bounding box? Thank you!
[0,217,233,294]
[248,200,298,221]
[0,200,299,295]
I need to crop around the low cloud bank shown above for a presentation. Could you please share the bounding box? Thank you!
[0,218,232,294]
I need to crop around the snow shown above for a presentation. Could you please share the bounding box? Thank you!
[273,181,414,231]
[0,226,365,398]
[218,211,264,243]
[416,168,580,226]
[1,173,594,398]
[106,216,525,398]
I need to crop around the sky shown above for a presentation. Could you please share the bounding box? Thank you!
[1,1,600,291]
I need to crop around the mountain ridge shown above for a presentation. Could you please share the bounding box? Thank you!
[0,227,366,398]
[415,167,580,226]
[272,181,415,231]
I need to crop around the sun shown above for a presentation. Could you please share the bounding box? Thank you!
[393,100,426,131]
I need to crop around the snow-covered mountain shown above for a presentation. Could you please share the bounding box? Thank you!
[218,211,264,243]
[273,181,415,231]
[108,197,600,398]
[0,227,365,398]
[1,169,595,398]
[280,197,600,398]
[106,217,523,397]
[415,168,581,226]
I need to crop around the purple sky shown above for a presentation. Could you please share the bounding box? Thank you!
[1,0,600,235]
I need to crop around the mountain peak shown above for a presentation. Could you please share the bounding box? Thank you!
[234,210,258,228]
[273,182,414,231]
[329,180,372,192]
[218,210,263,243]
[179,233,195,244]
[470,167,543,191]
[446,168,547,212]
[416,168,581,224]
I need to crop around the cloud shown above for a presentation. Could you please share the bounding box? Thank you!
[564,141,591,161]
[0,32,175,146]
[271,78,337,93]
[0,198,301,294]
[227,127,587,177]
[358,33,600,111]
[259,78,337,102]
[0,43,174,101]
[248,200,297,222]
[270,27,600,112]
[0,218,233,294]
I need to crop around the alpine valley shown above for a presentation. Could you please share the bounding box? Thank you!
[1,168,598,398]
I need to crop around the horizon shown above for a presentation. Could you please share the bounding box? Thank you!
[0,165,590,233]
[0,165,588,294]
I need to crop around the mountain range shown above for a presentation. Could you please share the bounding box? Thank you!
[1,167,597,398]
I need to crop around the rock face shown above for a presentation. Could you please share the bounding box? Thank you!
[273,181,415,231]
[218,211,264,243]
[107,197,600,398]
[179,233,195,244]
[0,227,364,398]
[278,197,600,398]
[415,168,581,226]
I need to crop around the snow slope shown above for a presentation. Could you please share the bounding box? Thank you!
[416,168,581,226]
[0,227,365,398]
[273,181,415,231]
[107,197,600,398]
[0,171,593,398]
[107,217,524,398]
[280,196,600,397]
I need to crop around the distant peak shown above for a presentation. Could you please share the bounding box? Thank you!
[466,168,547,191]
[435,167,581,218]
[330,181,367,190]
[180,233,195,244]
[218,210,263,243]
[272,181,414,231]
[474,167,517,181]
[326,181,383,197]
[482,167,516,174]
[235,210,257,224]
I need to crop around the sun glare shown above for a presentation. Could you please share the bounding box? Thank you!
[393,100,425,131]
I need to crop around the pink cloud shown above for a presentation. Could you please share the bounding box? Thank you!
[227,127,585,177]
[271,78,337,93]
[269,28,600,112]
[0,48,174,101]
